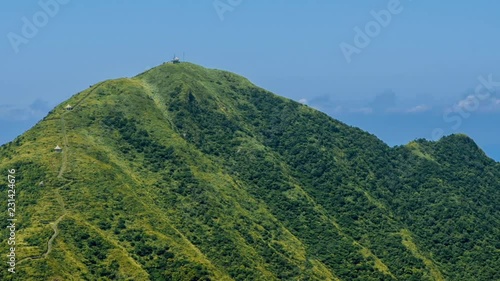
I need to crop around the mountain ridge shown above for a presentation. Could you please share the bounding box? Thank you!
[0,62,498,280]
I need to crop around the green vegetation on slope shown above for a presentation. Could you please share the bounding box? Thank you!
[0,62,498,280]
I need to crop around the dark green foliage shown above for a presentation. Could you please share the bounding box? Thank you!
[102,111,175,171]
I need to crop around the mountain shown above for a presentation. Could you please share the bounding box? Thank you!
[0,62,498,280]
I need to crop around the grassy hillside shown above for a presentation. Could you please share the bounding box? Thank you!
[0,62,498,280]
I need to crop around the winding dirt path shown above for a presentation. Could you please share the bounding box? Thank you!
[19,83,104,265]
[57,116,68,178]
[44,213,66,258]
[18,188,68,265]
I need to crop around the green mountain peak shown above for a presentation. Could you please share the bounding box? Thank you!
[1,64,498,280]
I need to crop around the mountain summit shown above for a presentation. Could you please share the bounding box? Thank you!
[1,63,499,280]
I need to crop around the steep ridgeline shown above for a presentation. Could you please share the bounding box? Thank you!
[0,63,498,280]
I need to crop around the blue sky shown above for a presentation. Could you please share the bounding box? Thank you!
[1,0,500,160]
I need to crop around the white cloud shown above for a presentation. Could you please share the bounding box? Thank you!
[455,95,477,110]
[451,95,500,113]
[483,98,500,112]
[307,91,500,117]
[406,104,431,113]
[298,98,308,104]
